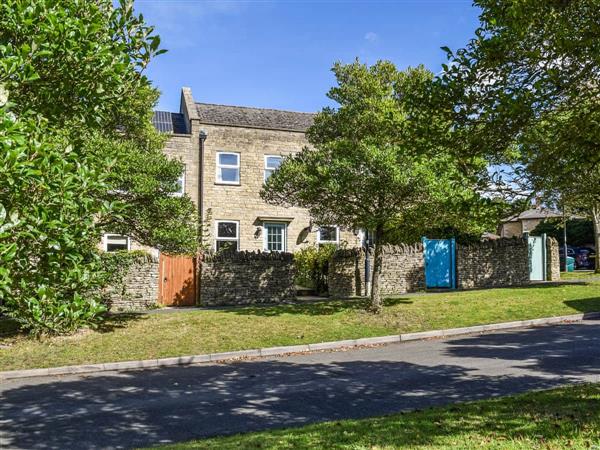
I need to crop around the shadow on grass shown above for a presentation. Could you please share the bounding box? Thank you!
[214,297,414,317]
[99,312,146,333]
[0,312,145,340]
[2,323,599,449]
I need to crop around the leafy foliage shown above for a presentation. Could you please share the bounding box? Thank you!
[442,0,600,271]
[532,219,594,248]
[0,0,196,334]
[263,61,491,311]
[0,105,108,335]
[294,244,338,294]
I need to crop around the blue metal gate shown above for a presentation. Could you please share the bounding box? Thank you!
[422,238,456,289]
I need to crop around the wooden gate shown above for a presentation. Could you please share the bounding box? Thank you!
[159,254,197,306]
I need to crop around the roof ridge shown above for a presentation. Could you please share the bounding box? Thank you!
[196,102,315,115]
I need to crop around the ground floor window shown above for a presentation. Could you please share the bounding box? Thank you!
[263,222,287,252]
[317,226,339,245]
[103,234,130,252]
[215,220,239,252]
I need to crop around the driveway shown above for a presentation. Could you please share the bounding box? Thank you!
[1,320,599,449]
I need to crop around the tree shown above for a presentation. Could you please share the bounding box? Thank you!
[262,61,488,311]
[441,0,600,272]
[0,0,196,333]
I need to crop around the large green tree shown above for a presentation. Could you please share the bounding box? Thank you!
[442,0,600,271]
[0,0,196,333]
[262,61,489,311]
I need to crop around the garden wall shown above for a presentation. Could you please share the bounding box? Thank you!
[456,238,529,289]
[546,237,561,281]
[101,254,159,311]
[200,251,296,306]
[329,238,532,298]
[328,244,425,298]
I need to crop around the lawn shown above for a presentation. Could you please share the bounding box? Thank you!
[150,383,600,449]
[560,270,600,281]
[1,281,599,371]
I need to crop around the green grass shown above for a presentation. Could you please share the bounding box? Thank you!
[1,281,599,371]
[560,270,600,280]
[149,383,600,449]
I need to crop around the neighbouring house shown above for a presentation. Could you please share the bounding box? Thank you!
[102,87,361,255]
[498,208,562,238]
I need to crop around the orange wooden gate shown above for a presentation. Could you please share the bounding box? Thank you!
[159,254,197,306]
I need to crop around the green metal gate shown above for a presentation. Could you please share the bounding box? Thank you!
[528,234,547,281]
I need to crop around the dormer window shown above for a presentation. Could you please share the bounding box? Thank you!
[216,152,240,184]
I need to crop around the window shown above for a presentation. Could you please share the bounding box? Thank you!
[263,222,287,252]
[215,220,239,252]
[264,155,282,182]
[216,152,240,184]
[317,226,339,245]
[172,167,185,197]
[103,234,130,252]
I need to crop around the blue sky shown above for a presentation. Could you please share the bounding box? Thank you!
[135,0,481,113]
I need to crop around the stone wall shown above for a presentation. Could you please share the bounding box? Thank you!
[546,236,561,281]
[200,251,296,306]
[456,238,529,289]
[328,248,365,298]
[328,244,425,298]
[379,244,426,296]
[102,254,159,311]
[329,238,532,298]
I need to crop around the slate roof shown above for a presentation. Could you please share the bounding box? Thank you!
[195,103,315,132]
[504,208,562,222]
[152,111,188,134]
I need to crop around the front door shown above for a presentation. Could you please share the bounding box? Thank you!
[423,238,456,289]
[159,254,197,306]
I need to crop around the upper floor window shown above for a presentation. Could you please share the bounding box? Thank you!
[264,155,282,182]
[215,220,239,252]
[172,166,185,197]
[317,226,339,245]
[103,234,130,252]
[216,152,240,184]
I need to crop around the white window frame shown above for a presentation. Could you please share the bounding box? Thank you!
[215,220,240,251]
[263,222,287,252]
[264,154,283,182]
[317,226,340,245]
[216,152,240,185]
[171,166,185,197]
[103,234,130,252]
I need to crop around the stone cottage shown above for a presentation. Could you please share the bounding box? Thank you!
[103,87,360,254]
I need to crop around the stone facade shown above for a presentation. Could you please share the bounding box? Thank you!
[156,87,361,253]
[329,238,531,298]
[456,238,529,289]
[102,255,159,311]
[200,251,296,306]
[546,236,561,281]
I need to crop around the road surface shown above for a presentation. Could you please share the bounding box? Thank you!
[1,320,599,449]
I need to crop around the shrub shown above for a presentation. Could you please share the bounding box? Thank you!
[294,244,338,294]
[0,105,110,336]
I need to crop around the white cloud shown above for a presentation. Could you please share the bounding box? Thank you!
[364,32,379,43]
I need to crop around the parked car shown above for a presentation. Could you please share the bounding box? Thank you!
[575,247,596,270]
[559,246,578,271]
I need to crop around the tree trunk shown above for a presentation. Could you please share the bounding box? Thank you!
[369,224,384,313]
[593,204,600,274]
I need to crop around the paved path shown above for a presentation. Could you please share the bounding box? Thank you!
[1,321,599,449]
